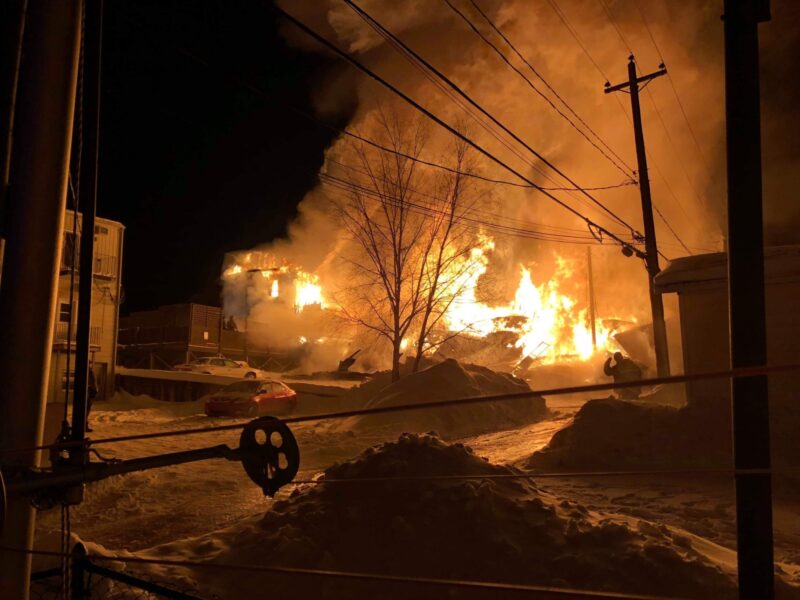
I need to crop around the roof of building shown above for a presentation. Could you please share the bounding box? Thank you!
[655,245,800,293]
[64,208,125,229]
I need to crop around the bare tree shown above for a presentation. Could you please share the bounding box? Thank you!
[410,136,482,372]
[331,110,431,381]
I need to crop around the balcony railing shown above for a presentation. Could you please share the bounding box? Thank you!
[54,322,102,347]
[60,252,118,279]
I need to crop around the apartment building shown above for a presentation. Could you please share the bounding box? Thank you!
[48,210,124,403]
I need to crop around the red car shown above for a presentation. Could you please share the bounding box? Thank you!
[204,379,298,417]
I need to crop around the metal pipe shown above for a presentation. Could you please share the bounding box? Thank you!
[0,1,83,596]
[722,1,774,597]
[71,0,104,459]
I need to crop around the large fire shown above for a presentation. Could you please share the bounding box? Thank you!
[223,237,624,364]
[222,252,327,313]
[439,236,620,364]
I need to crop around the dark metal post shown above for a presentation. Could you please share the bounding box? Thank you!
[0,1,82,596]
[586,246,597,349]
[723,1,774,597]
[70,543,88,600]
[71,0,104,463]
[605,57,670,377]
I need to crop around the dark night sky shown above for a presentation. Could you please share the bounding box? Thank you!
[98,1,354,314]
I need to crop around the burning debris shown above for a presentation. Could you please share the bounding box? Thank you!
[221,236,637,375]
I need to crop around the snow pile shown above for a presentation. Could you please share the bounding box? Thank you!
[92,389,205,425]
[334,359,547,438]
[143,434,736,599]
[524,397,733,472]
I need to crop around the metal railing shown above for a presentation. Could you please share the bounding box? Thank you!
[54,322,102,347]
[30,544,204,600]
[60,252,118,279]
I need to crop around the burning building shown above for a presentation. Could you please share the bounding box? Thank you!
[221,235,641,375]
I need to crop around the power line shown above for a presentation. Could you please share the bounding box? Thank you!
[652,204,691,256]
[326,157,634,236]
[346,0,633,230]
[340,0,642,243]
[550,3,695,258]
[546,0,608,81]
[438,0,640,224]
[643,88,705,219]
[274,4,644,259]
[10,547,681,600]
[631,2,664,63]
[320,173,604,245]
[327,156,635,194]
[290,466,786,486]
[124,14,633,216]
[598,0,632,55]
[632,3,718,207]
[544,0,635,150]
[457,0,636,179]
[3,363,798,456]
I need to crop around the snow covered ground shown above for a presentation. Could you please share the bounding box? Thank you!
[33,376,800,598]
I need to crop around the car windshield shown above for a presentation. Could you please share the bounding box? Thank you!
[193,358,209,364]
[225,381,260,392]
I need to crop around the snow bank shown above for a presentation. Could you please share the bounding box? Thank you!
[144,434,737,599]
[524,397,732,472]
[333,359,547,438]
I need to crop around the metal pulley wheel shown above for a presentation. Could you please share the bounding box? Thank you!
[239,417,300,497]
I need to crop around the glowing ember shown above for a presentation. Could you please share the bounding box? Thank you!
[271,279,279,298]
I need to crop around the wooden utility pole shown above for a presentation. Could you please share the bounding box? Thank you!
[723,1,774,597]
[586,246,597,349]
[605,56,670,377]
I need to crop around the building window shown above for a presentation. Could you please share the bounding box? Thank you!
[59,302,72,323]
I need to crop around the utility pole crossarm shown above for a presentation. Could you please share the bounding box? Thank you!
[605,67,667,94]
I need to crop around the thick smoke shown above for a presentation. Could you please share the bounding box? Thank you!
[225,0,798,370]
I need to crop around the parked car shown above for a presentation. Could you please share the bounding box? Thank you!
[204,379,298,417]
[174,357,266,379]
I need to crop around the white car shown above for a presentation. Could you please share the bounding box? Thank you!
[174,357,266,379]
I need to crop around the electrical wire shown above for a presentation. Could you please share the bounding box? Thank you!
[325,157,635,236]
[346,0,634,230]
[643,89,703,220]
[289,466,783,486]
[297,3,643,256]
[543,3,695,259]
[598,0,632,55]
[320,174,604,245]
[631,2,712,174]
[453,0,636,180]
[2,363,797,456]
[632,2,718,214]
[427,0,640,229]
[652,204,691,256]
[7,547,681,600]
